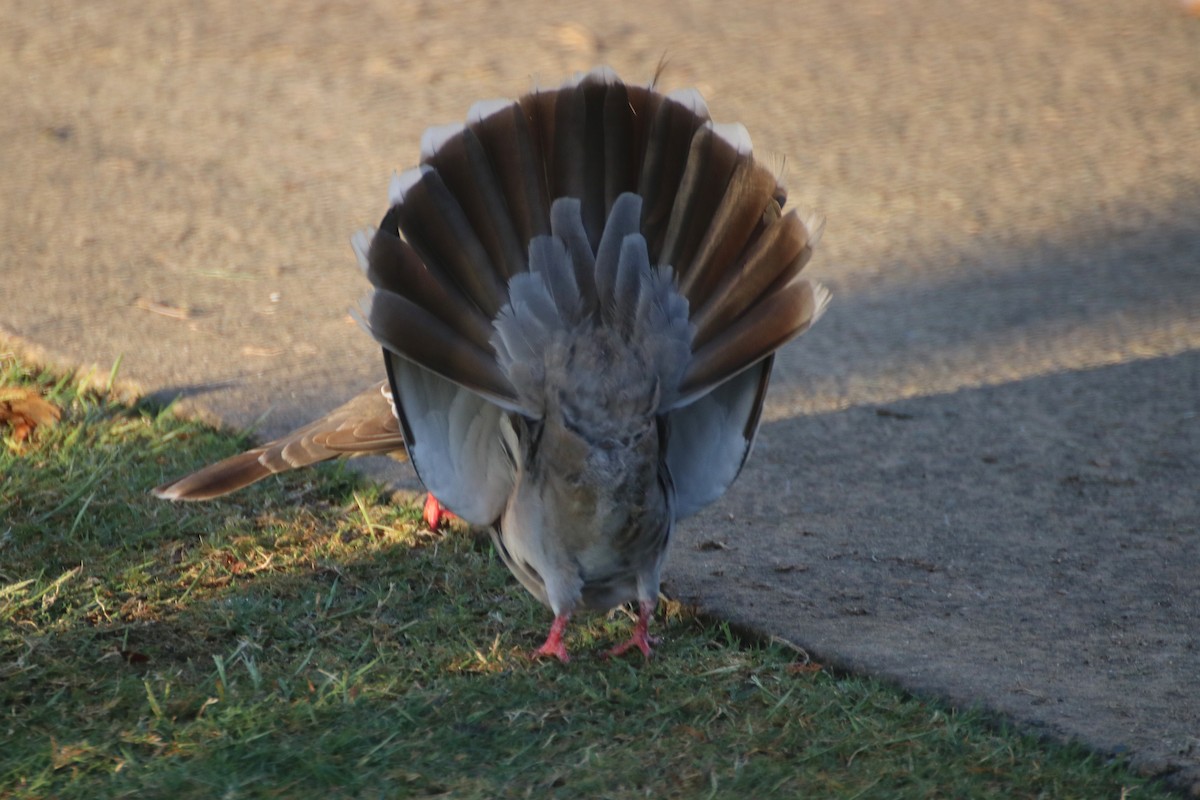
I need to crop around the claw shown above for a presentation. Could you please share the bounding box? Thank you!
[422,493,455,531]
[605,599,659,660]
[533,614,571,663]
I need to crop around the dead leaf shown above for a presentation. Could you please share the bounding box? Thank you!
[0,386,62,442]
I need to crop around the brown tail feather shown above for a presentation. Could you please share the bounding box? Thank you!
[393,170,508,319]
[471,100,550,249]
[662,123,741,283]
[637,92,711,260]
[577,79,610,248]
[690,210,816,348]
[677,158,780,311]
[679,278,828,403]
[426,128,527,281]
[366,226,495,352]
[364,289,521,411]
[601,80,635,213]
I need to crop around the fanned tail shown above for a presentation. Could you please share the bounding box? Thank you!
[362,67,824,405]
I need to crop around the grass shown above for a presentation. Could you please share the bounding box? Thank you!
[0,353,1173,799]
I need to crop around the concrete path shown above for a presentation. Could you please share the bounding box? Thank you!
[3,1,1197,793]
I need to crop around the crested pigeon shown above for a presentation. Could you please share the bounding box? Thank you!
[156,68,828,661]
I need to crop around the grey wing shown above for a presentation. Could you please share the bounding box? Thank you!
[664,357,773,520]
[385,352,515,527]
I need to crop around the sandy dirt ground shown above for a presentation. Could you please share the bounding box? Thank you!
[2,0,1198,793]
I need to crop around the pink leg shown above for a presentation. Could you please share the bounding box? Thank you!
[423,493,456,531]
[533,614,571,663]
[606,599,661,659]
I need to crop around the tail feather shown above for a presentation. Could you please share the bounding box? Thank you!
[661,123,742,285]
[637,95,711,260]
[690,209,816,348]
[547,72,635,250]
[363,289,522,412]
[621,83,665,199]
[425,127,527,281]
[578,78,610,248]
[392,168,509,319]
[470,99,550,249]
[518,88,558,204]
[365,221,495,352]
[153,450,281,501]
[601,80,635,213]
[551,82,589,237]
[679,158,780,313]
[678,277,829,406]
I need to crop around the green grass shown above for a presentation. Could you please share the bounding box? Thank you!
[0,354,1171,799]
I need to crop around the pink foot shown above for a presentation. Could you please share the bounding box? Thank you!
[606,599,660,660]
[423,494,455,531]
[533,614,571,663]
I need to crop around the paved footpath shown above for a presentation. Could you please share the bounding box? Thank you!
[3,1,1198,793]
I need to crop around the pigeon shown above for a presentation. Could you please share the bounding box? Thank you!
[158,67,828,662]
